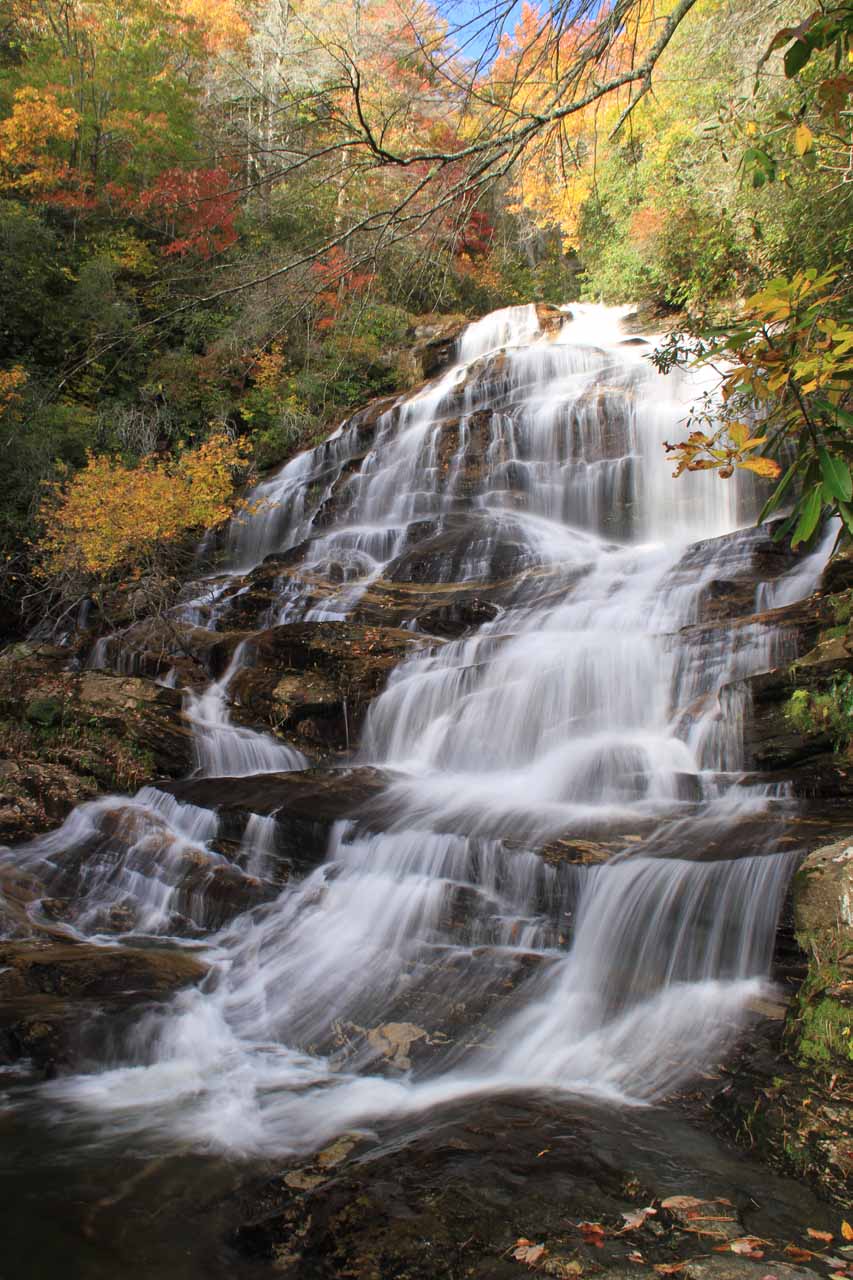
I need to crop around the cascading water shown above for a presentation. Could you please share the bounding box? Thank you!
[0,303,829,1159]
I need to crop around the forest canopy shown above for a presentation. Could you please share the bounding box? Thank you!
[0,0,851,631]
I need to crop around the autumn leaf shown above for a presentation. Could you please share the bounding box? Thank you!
[730,1237,766,1259]
[738,457,783,479]
[793,123,814,155]
[807,1230,834,1244]
[842,1222,853,1242]
[661,1196,705,1213]
[621,1208,658,1232]
[512,1239,547,1266]
[578,1222,606,1247]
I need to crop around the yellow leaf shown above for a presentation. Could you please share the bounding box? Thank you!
[794,123,814,156]
[841,1221,853,1241]
[738,457,782,479]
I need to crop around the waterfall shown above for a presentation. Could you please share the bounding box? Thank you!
[3,304,828,1156]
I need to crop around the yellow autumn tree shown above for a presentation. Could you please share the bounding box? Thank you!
[38,433,250,581]
[0,87,79,193]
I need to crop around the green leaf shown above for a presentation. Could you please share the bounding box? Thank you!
[790,484,824,548]
[758,460,799,523]
[772,508,800,543]
[819,447,852,501]
[838,501,853,536]
[784,38,812,77]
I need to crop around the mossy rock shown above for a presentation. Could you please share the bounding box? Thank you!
[24,697,63,727]
[796,992,853,1066]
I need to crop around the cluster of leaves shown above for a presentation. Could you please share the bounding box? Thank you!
[37,432,250,581]
[786,671,853,752]
[743,5,853,190]
[657,266,853,550]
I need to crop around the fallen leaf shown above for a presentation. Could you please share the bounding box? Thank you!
[578,1222,606,1247]
[536,1148,550,1158]
[628,1252,645,1263]
[512,1239,547,1267]
[661,1196,705,1213]
[730,1237,766,1259]
[622,1208,658,1232]
[807,1230,834,1244]
[844,1224,853,1243]
[654,1265,686,1275]
[785,1246,814,1263]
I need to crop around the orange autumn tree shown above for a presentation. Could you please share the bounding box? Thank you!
[37,433,251,583]
[482,1,692,251]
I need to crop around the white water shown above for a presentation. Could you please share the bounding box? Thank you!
[4,304,828,1155]
[185,640,307,778]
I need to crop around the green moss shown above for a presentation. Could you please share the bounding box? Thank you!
[829,591,853,625]
[785,671,853,751]
[796,996,853,1065]
[24,696,63,727]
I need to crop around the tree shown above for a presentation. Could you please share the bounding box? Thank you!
[657,5,853,551]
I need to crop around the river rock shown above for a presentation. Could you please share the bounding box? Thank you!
[0,939,207,1076]
[226,622,433,752]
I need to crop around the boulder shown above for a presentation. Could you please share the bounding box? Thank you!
[793,837,853,947]
[156,766,389,871]
[227,622,433,752]
[0,938,207,1076]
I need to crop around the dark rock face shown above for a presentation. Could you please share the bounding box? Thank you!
[229,1094,831,1280]
[0,646,194,841]
[158,767,389,871]
[0,940,206,1077]
[227,623,433,753]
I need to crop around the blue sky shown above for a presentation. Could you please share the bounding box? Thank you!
[435,0,526,63]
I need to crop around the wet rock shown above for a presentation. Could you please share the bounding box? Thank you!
[0,939,207,1076]
[409,314,469,379]
[74,671,194,776]
[684,1262,819,1280]
[387,513,539,585]
[89,617,237,683]
[227,622,433,752]
[0,756,99,843]
[0,646,196,839]
[229,1094,831,1280]
[0,939,207,1000]
[736,650,853,799]
[157,767,390,871]
[709,834,852,1207]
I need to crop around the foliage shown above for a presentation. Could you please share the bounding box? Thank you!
[2,0,853,633]
[37,432,250,581]
[785,671,853,752]
[657,266,853,548]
